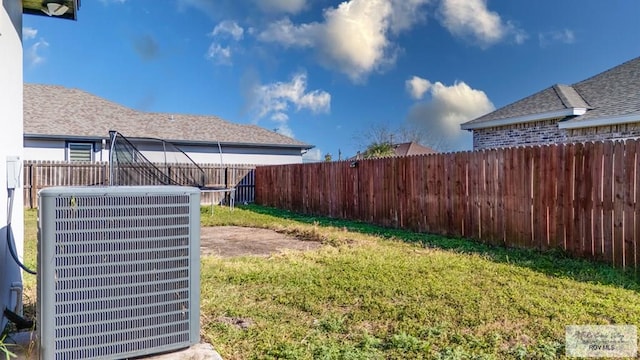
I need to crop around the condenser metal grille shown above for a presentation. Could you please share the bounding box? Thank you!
[38,186,200,360]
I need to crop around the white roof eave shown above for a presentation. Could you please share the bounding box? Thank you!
[461,108,587,131]
[558,113,640,129]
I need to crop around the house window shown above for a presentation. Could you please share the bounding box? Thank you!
[68,143,93,162]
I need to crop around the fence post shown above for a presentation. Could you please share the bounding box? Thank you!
[224,167,230,205]
[30,162,37,209]
[102,162,108,185]
[24,162,31,208]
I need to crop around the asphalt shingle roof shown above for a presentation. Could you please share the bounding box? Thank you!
[393,142,436,156]
[569,56,640,122]
[24,84,312,149]
[463,56,640,127]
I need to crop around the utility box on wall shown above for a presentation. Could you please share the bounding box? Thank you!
[37,186,201,360]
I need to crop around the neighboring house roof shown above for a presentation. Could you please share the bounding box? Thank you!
[23,84,313,149]
[393,142,436,156]
[461,56,640,130]
[351,141,436,160]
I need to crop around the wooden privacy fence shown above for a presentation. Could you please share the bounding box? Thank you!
[23,161,256,208]
[256,140,640,271]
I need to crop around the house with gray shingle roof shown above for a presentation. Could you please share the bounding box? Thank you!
[24,84,313,164]
[461,56,640,150]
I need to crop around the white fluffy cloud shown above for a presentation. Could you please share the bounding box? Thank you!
[438,0,526,47]
[406,76,432,100]
[26,39,49,66]
[539,29,575,47]
[211,20,244,40]
[205,44,232,65]
[259,0,429,82]
[206,20,244,65]
[274,121,295,138]
[388,0,430,34]
[23,26,48,66]
[251,72,331,137]
[23,27,38,40]
[256,0,307,14]
[406,80,494,151]
[259,18,317,47]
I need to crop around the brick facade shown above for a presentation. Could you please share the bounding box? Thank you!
[472,118,566,149]
[472,118,640,150]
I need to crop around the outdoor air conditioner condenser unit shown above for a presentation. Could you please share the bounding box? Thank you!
[37,186,201,360]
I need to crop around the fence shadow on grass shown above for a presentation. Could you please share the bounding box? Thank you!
[242,205,640,291]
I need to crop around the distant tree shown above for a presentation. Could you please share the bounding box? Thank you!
[353,123,397,150]
[401,124,451,152]
[324,153,332,162]
[362,142,395,159]
[353,122,447,157]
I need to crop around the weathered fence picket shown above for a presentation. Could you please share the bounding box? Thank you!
[256,140,640,271]
[23,161,256,207]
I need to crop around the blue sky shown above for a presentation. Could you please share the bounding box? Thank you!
[23,0,640,161]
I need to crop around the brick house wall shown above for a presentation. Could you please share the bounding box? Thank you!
[472,118,640,150]
[472,118,566,149]
[567,123,640,143]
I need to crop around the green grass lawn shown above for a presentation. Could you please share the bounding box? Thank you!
[23,206,640,359]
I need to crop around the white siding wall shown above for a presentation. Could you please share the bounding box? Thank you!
[186,152,302,165]
[1,0,24,330]
[23,139,67,161]
[24,139,305,165]
[174,144,304,165]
